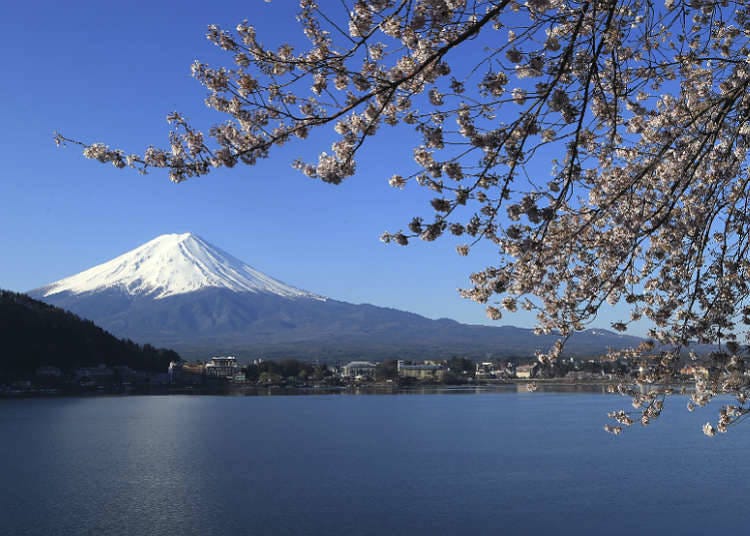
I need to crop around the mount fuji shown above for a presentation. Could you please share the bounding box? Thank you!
[35,233,320,301]
[29,233,643,360]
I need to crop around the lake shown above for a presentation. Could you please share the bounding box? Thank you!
[0,391,745,535]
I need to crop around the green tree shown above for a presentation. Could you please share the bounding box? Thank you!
[447,357,474,377]
[375,359,399,381]
[258,371,283,385]
[0,290,178,378]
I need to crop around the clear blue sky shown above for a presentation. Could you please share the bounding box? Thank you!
[0,0,647,335]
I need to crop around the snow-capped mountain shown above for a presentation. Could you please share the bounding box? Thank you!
[29,233,645,360]
[38,232,319,301]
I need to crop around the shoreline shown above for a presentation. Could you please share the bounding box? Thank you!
[0,379,635,399]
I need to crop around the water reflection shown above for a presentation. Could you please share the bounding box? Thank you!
[230,382,615,396]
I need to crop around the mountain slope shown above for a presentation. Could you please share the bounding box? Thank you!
[29,234,644,360]
[0,290,179,378]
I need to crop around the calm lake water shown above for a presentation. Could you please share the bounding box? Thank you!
[0,391,747,535]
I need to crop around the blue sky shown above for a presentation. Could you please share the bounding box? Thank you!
[0,0,648,335]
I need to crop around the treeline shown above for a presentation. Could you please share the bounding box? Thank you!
[0,290,179,379]
[245,359,334,384]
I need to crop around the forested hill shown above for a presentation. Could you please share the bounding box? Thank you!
[0,290,179,377]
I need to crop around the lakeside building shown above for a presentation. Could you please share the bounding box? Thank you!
[397,360,446,381]
[341,361,378,380]
[514,364,535,379]
[475,361,514,380]
[204,356,241,378]
[168,358,243,384]
[565,370,607,381]
[168,361,204,385]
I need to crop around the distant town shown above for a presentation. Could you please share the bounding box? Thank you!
[0,354,713,397]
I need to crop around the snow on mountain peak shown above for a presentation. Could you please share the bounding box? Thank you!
[37,232,322,300]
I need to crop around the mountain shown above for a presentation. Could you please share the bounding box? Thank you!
[29,233,644,360]
[35,232,318,300]
[0,290,179,379]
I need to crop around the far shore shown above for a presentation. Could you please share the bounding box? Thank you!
[1,378,673,399]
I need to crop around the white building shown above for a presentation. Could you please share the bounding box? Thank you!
[515,364,534,379]
[397,360,446,380]
[342,361,378,380]
[204,356,241,378]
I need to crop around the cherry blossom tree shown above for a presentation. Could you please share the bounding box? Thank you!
[57,0,750,434]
